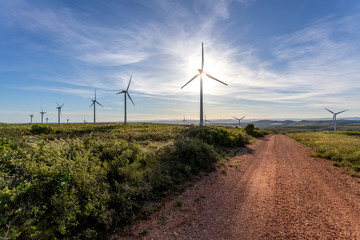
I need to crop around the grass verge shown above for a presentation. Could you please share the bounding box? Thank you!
[288,131,360,176]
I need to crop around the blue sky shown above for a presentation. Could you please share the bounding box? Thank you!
[1,0,360,123]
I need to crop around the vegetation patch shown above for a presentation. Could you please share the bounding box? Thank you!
[288,131,360,175]
[0,123,258,239]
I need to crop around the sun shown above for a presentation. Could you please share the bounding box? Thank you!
[183,60,224,94]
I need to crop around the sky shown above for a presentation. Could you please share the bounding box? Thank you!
[1,0,360,123]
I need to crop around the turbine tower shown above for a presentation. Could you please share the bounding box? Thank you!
[29,114,34,124]
[46,117,49,123]
[181,42,227,126]
[56,103,64,124]
[233,115,246,128]
[90,89,103,123]
[40,107,46,124]
[324,107,348,132]
[116,76,135,123]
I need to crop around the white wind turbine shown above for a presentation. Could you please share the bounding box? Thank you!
[90,89,103,123]
[324,107,348,132]
[40,107,46,124]
[29,113,34,124]
[116,76,135,123]
[56,103,64,124]
[233,115,246,128]
[204,115,211,126]
[182,116,187,125]
[181,42,228,126]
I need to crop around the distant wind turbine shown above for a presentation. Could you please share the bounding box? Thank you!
[182,116,187,125]
[90,89,103,123]
[56,103,64,124]
[67,118,70,123]
[181,42,227,126]
[204,115,211,126]
[40,107,46,124]
[46,117,49,123]
[29,113,34,124]
[116,76,135,123]
[324,107,348,132]
[233,115,246,128]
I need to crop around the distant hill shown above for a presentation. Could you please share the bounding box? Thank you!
[251,119,360,132]
[150,119,360,132]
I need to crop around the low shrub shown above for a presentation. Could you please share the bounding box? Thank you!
[185,126,248,148]
[159,137,218,183]
[244,123,267,138]
[30,124,55,134]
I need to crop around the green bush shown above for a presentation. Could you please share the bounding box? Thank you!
[244,124,267,138]
[185,126,248,148]
[160,138,218,182]
[30,124,55,134]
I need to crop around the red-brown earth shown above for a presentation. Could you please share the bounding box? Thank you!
[112,135,360,239]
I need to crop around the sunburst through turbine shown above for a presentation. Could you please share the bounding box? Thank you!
[181,42,227,126]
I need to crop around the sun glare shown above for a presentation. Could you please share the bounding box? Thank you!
[183,51,226,95]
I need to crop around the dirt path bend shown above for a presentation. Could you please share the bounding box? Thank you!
[115,135,360,240]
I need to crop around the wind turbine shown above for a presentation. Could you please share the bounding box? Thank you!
[67,118,70,123]
[324,107,348,132]
[116,76,135,123]
[29,113,34,124]
[46,117,49,123]
[204,115,211,126]
[233,115,246,128]
[40,107,46,124]
[56,103,64,124]
[90,89,103,123]
[181,42,227,126]
[182,116,187,125]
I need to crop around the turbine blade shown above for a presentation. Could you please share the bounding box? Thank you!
[96,101,103,107]
[336,109,348,115]
[201,42,204,71]
[203,72,228,86]
[90,103,94,107]
[95,89,97,101]
[56,102,60,107]
[127,92,135,105]
[126,75,132,91]
[233,117,240,120]
[115,91,124,95]
[61,103,64,108]
[181,74,199,89]
[324,107,334,114]
[241,115,246,120]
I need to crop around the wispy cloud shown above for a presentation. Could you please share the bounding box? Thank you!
[1,0,359,122]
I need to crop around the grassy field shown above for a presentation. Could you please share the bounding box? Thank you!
[0,123,266,239]
[288,131,360,176]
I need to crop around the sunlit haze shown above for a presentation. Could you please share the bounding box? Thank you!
[1,0,360,123]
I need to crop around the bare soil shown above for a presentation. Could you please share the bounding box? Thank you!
[112,135,360,239]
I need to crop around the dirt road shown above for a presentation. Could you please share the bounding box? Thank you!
[116,135,360,239]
